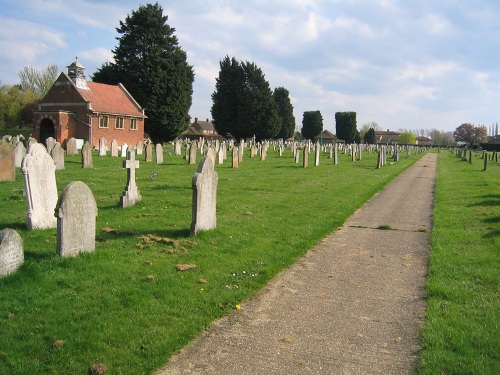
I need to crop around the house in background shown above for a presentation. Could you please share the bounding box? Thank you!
[313,130,338,144]
[415,136,434,146]
[181,118,221,141]
[374,129,400,144]
[33,59,146,149]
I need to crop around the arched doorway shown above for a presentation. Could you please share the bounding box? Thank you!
[40,118,55,146]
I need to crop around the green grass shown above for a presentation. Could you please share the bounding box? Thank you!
[0,145,424,374]
[418,151,500,375]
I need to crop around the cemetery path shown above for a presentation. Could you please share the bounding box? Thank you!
[155,153,437,375]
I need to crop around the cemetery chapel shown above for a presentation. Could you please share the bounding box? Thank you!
[33,59,146,149]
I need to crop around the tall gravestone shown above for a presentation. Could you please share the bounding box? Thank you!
[156,143,163,164]
[66,138,78,155]
[81,141,93,168]
[174,141,182,156]
[191,157,218,236]
[232,146,239,168]
[55,181,98,257]
[51,142,65,170]
[110,139,118,157]
[121,149,142,208]
[14,141,26,168]
[99,137,107,156]
[303,146,309,168]
[145,143,153,162]
[22,143,58,229]
[0,141,15,181]
[0,229,24,277]
[188,143,197,165]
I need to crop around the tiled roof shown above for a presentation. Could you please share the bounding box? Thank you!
[314,130,336,139]
[78,81,145,117]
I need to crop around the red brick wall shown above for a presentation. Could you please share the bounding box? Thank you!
[90,115,145,148]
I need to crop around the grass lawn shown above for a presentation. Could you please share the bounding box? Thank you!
[418,150,499,375]
[1,144,425,374]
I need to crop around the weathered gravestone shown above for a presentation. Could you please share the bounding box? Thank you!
[0,141,15,181]
[136,141,143,155]
[45,137,56,154]
[303,146,309,168]
[145,143,153,162]
[156,143,163,164]
[191,156,218,236]
[99,137,107,156]
[50,142,65,170]
[21,143,58,229]
[174,141,182,156]
[0,229,24,277]
[110,139,118,157]
[14,141,26,168]
[121,149,142,208]
[55,181,98,257]
[66,138,78,155]
[120,143,128,157]
[232,146,239,168]
[81,141,93,168]
[188,143,197,165]
[27,137,37,150]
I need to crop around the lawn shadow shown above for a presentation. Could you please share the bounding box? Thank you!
[468,194,500,207]
[1,222,27,231]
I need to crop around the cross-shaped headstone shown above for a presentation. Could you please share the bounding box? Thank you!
[121,149,142,207]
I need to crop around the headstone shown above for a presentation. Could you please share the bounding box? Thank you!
[99,137,107,156]
[145,143,153,162]
[121,149,142,208]
[55,181,98,257]
[156,143,163,164]
[45,137,56,154]
[21,143,58,229]
[0,141,15,181]
[81,141,93,168]
[121,143,128,157]
[136,141,143,155]
[189,143,197,165]
[303,146,308,168]
[0,229,24,277]
[314,143,320,166]
[110,139,118,157]
[217,147,224,165]
[333,143,338,165]
[50,142,65,170]
[232,146,239,168]
[206,145,216,165]
[191,157,218,236]
[66,138,78,155]
[174,141,182,156]
[27,137,37,150]
[14,141,26,168]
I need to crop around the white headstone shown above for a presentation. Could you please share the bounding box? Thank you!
[0,229,24,277]
[21,143,58,229]
[111,139,118,157]
[191,156,218,236]
[55,181,98,257]
[66,138,78,155]
[50,142,65,170]
[156,143,163,164]
[121,144,128,157]
[14,141,26,168]
[99,137,107,156]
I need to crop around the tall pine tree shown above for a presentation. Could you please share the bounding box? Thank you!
[273,87,296,139]
[92,2,194,142]
[211,57,280,141]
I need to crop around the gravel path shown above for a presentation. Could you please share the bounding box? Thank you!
[155,153,437,375]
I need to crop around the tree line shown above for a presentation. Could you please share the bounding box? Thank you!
[1,2,497,146]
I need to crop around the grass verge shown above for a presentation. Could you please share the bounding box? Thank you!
[1,145,424,374]
[418,150,499,374]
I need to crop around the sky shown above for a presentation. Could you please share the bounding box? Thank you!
[1,0,499,134]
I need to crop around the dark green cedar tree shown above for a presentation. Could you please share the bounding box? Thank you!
[364,127,376,144]
[335,111,357,143]
[273,87,296,139]
[301,110,323,140]
[211,57,280,141]
[92,2,194,143]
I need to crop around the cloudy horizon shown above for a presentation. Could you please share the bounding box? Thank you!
[1,0,499,135]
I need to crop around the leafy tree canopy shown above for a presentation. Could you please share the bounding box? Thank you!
[211,56,280,141]
[453,123,488,147]
[301,110,323,140]
[398,131,416,145]
[335,111,357,143]
[92,2,194,143]
[0,84,38,129]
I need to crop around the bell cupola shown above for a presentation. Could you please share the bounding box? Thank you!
[67,57,89,90]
